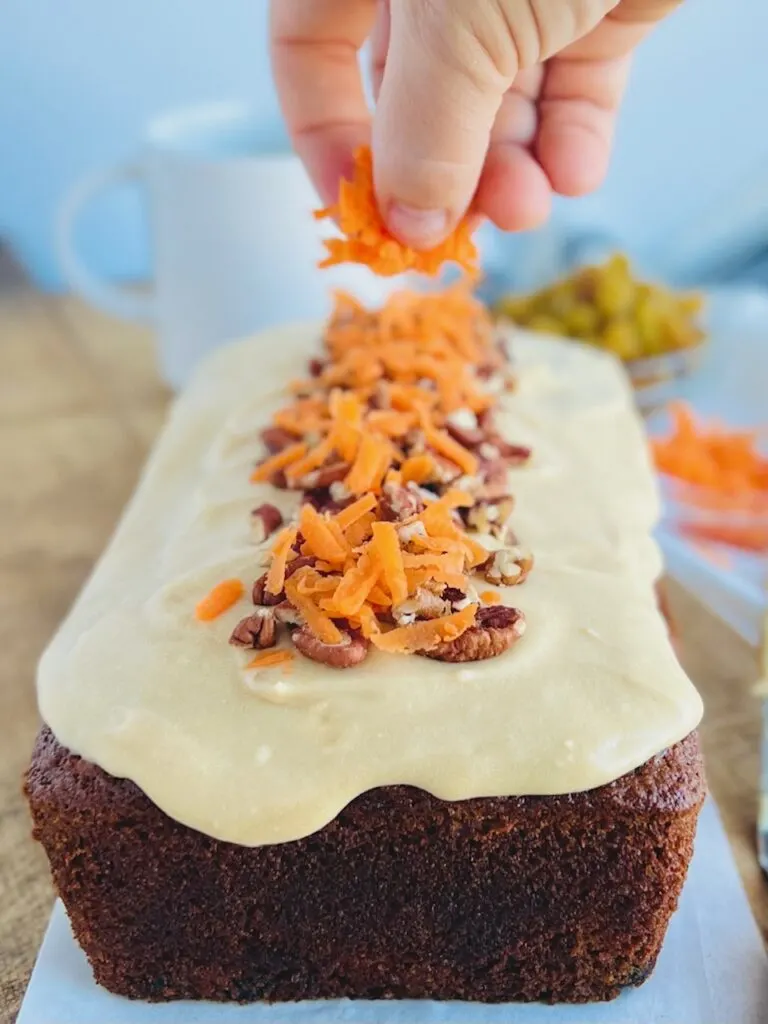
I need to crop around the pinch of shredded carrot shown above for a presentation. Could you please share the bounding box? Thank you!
[299,504,348,563]
[245,649,295,671]
[266,526,298,595]
[195,579,244,621]
[285,575,344,645]
[315,146,479,279]
[250,442,307,482]
[334,492,377,530]
[481,590,502,604]
[371,604,478,654]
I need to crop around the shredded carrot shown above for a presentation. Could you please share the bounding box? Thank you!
[652,402,768,549]
[240,278,537,654]
[266,526,298,595]
[299,504,348,564]
[285,574,344,645]
[334,492,378,530]
[250,442,307,482]
[400,453,437,485]
[422,424,478,476]
[285,435,336,484]
[345,432,389,495]
[357,603,382,638]
[372,521,409,605]
[245,649,295,671]
[315,146,479,279]
[195,579,244,621]
[329,553,381,616]
[481,590,502,604]
[371,604,478,654]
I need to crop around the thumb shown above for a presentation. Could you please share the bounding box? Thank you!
[373,1,515,249]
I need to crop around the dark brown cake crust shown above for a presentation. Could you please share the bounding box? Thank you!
[26,727,705,1005]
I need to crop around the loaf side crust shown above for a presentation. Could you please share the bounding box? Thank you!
[26,727,706,1004]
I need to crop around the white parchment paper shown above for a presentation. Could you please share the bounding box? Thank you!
[18,800,768,1024]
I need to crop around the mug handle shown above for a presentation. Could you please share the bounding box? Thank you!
[56,162,157,323]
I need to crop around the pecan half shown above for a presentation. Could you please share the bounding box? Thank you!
[424,605,526,662]
[229,608,277,649]
[250,503,283,544]
[291,626,369,668]
[260,426,296,454]
[483,546,534,586]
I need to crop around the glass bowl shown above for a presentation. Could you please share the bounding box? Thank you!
[658,473,768,552]
[626,344,706,417]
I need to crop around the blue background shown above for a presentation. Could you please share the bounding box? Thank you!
[2,0,768,289]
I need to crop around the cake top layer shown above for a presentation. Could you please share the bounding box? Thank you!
[37,312,702,846]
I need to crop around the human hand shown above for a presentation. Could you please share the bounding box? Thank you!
[271,1,681,250]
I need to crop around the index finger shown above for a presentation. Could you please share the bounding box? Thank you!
[270,0,377,205]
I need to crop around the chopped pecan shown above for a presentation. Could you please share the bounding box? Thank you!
[250,503,284,544]
[403,428,427,456]
[308,357,327,377]
[260,426,296,454]
[293,461,349,490]
[291,626,369,668]
[445,408,484,448]
[397,520,428,545]
[467,497,515,539]
[251,573,284,606]
[274,601,304,627]
[431,454,463,485]
[285,555,317,579]
[423,605,526,662]
[392,587,449,626]
[483,546,534,586]
[229,608,277,649]
[379,482,425,522]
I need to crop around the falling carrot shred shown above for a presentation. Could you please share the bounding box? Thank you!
[315,146,479,279]
[195,579,244,621]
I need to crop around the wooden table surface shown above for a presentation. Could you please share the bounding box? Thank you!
[0,247,766,1022]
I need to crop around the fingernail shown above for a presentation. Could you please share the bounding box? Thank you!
[387,203,449,249]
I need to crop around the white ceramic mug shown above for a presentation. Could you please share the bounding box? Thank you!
[57,102,418,390]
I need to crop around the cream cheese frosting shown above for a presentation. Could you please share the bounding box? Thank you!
[37,325,703,846]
